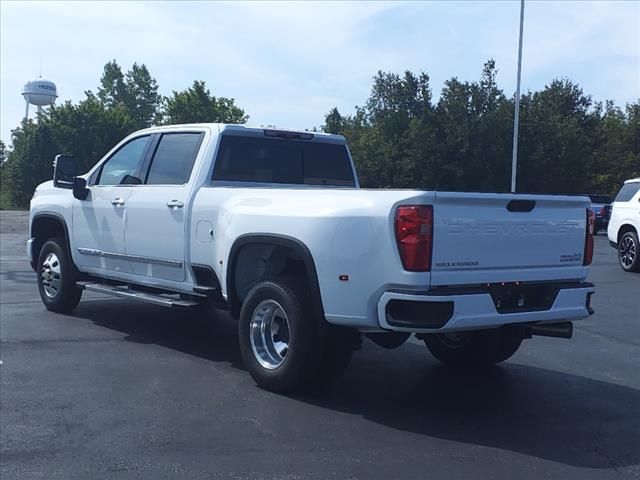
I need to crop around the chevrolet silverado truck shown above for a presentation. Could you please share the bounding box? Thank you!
[28,124,596,392]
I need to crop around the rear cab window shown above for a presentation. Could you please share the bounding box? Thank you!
[588,195,612,205]
[211,132,355,187]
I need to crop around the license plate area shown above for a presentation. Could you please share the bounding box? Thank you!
[488,283,559,313]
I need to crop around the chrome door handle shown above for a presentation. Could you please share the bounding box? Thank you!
[167,200,184,209]
[111,197,125,206]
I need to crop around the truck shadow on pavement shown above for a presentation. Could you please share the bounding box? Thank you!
[73,300,640,471]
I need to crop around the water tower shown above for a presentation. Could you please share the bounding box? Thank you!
[22,77,57,120]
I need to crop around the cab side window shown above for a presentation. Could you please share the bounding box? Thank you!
[97,136,151,186]
[145,133,204,185]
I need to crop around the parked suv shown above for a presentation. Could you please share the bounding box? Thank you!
[608,178,640,272]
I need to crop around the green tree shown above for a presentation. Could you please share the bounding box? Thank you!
[96,60,161,128]
[0,140,9,209]
[323,107,343,134]
[517,79,596,194]
[124,63,161,128]
[163,80,248,124]
[0,140,7,165]
[4,120,59,208]
[97,59,127,108]
[590,100,640,195]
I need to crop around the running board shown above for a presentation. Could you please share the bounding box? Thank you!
[76,282,200,308]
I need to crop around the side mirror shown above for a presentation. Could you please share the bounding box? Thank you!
[73,177,89,201]
[53,154,76,189]
[53,154,89,200]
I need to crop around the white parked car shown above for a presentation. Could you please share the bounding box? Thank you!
[607,178,640,272]
[28,124,596,392]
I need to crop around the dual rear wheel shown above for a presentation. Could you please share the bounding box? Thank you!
[238,279,357,393]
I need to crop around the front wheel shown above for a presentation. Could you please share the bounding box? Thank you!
[238,279,326,392]
[37,237,82,313]
[618,231,640,272]
[423,328,522,368]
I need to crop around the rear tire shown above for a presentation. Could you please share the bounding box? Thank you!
[238,279,326,392]
[37,237,82,313]
[423,328,522,368]
[618,231,640,272]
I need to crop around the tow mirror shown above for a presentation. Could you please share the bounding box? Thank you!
[53,154,89,200]
[53,155,76,189]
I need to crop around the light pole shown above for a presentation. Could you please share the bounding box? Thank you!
[511,0,525,193]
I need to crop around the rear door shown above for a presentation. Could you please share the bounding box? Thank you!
[430,192,589,285]
[124,131,205,282]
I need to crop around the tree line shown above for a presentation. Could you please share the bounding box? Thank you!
[1,59,638,209]
[324,60,639,196]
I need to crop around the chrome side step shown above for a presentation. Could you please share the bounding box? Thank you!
[76,281,200,308]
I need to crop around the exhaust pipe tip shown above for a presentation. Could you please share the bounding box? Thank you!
[529,322,573,339]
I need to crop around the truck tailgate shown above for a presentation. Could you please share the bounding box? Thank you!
[430,192,589,285]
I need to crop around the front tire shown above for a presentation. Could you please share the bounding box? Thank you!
[238,279,325,392]
[423,328,522,368]
[618,231,640,272]
[37,237,82,313]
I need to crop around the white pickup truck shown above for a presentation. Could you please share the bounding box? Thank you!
[28,123,595,392]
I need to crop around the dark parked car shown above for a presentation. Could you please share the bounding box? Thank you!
[588,194,612,234]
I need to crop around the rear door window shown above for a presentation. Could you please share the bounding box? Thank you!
[212,135,355,187]
[614,183,640,202]
[145,133,204,185]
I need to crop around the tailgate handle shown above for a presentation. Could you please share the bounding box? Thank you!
[507,200,536,212]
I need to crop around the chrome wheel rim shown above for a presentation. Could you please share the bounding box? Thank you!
[619,236,636,268]
[41,252,62,299]
[250,299,290,369]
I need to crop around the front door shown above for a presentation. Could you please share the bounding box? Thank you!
[124,132,205,282]
[72,135,153,274]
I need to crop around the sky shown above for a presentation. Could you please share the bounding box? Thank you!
[1,0,639,145]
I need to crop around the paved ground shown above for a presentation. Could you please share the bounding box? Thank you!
[1,210,639,479]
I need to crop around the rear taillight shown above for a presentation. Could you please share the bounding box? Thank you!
[395,205,433,271]
[584,208,595,265]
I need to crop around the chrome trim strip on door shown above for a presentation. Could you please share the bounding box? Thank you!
[77,248,182,267]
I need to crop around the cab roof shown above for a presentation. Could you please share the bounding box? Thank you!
[137,123,345,143]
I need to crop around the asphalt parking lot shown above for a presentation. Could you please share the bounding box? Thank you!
[1,210,639,479]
